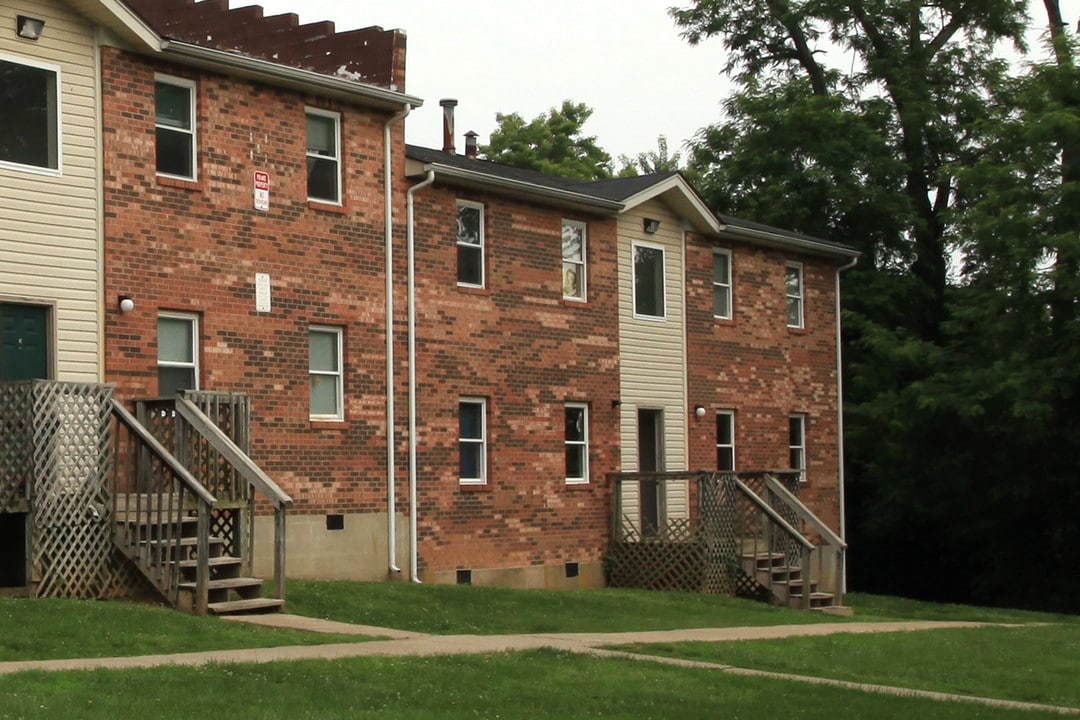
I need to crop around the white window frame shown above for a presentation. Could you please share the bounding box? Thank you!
[305,107,342,204]
[562,220,587,302]
[456,200,486,288]
[632,241,667,320]
[786,261,804,329]
[157,312,199,396]
[789,413,806,483]
[154,73,197,181]
[713,249,732,320]
[459,397,487,485]
[565,403,590,485]
[716,410,735,472]
[0,53,62,176]
[309,325,344,421]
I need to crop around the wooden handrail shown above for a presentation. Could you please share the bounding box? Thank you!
[732,476,815,551]
[175,398,292,508]
[110,399,217,506]
[764,473,847,549]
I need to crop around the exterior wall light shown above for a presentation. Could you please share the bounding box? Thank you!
[643,218,661,234]
[17,16,45,40]
[119,296,135,313]
[694,405,706,418]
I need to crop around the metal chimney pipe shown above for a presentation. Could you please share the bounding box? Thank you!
[440,98,458,154]
[464,131,478,160]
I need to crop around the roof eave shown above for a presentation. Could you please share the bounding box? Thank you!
[160,40,423,111]
[415,162,624,214]
[617,175,722,234]
[66,0,162,50]
[719,224,860,261]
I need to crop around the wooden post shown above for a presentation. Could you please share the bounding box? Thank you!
[274,507,286,600]
[196,500,210,615]
[801,546,812,610]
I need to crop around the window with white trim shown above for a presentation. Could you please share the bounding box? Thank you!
[456,201,485,287]
[459,398,487,484]
[0,54,60,173]
[306,109,341,203]
[789,414,806,482]
[713,249,732,319]
[309,326,344,420]
[157,313,199,397]
[786,261,804,328]
[565,403,589,484]
[155,75,196,180]
[562,220,586,301]
[716,411,735,471]
[633,242,666,318]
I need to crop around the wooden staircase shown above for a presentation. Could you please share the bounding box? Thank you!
[742,551,841,611]
[115,498,283,615]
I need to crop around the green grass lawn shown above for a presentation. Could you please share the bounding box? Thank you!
[0,597,362,662]
[0,649,1067,720]
[613,623,1080,708]
[845,592,1078,624]
[281,579,844,634]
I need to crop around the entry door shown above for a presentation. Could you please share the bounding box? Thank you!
[638,408,664,535]
[0,304,50,381]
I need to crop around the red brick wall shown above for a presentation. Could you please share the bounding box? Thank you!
[406,187,621,573]
[102,46,398,515]
[684,233,842,530]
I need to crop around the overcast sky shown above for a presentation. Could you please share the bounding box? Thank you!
[232,0,1080,164]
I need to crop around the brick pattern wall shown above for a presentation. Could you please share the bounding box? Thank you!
[102,46,397,515]
[684,233,842,530]
[406,187,621,573]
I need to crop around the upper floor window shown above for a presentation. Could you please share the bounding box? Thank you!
[786,261,804,328]
[155,75,196,180]
[716,411,735,471]
[0,55,60,173]
[562,220,587,301]
[565,403,589,484]
[309,326,344,420]
[306,109,341,203]
[157,313,199,397]
[633,242,666,319]
[789,413,806,482]
[456,201,485,287]
[713,249,732,319]
[459,398,487,485]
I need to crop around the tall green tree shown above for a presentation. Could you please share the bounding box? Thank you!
[617,135,682,177]
[479,100,614,180]
[673,0,1080,610]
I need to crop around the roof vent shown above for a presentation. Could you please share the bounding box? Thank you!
[440,98,458,154]
[464,131,478,160]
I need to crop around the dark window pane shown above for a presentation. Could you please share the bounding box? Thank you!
[156,128,193,178]
[158,367,195,397]
[713,253,729,283]
[634,246,664,317]
[0,60,57,169]
[457,205,481,245]
[716,415,732,445]
[566,446,585,478]
[306,114,336,156]
[457,245,482,285]
[460,443,482,479]
[789,416,803,445]
[565,407,585,441]
[714,286,730,317]
[155,83,191,129]
[790,448,804,470]
[718,448,734,472]
[307,156,338,201]
[460,402,482,439]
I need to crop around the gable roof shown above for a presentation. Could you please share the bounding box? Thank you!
[405,146,858,260]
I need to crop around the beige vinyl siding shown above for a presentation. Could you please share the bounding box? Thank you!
[0,0,102,382]
[617,201,690,524]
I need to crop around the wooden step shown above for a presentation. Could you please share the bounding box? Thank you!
[207,597,284,615]
[789,591,836,608]
[178,577,263,593]
[179,556,243,571]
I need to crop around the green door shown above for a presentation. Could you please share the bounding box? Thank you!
[0,304,50,381]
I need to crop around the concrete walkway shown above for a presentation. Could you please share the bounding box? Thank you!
[1,615,1076,716]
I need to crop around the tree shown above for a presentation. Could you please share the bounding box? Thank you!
[479,100,614,180]
[672,0,1080,610]
[617,135,682,177]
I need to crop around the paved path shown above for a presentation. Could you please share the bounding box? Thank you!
[1,615,1076,716]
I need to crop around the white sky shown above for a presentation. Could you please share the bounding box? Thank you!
[232,0,1080,164]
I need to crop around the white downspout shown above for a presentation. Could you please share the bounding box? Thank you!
[406,170,435,583]
[835,255,858,593]
[384,104,411,574]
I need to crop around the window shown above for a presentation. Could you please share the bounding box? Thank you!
[786,262,804,328]
[306,109,341,203]
[789,414,806,482]
[155,75,196,180]
[713,249,732,319]
[157,313,198,397]
[562,220,586,300]
[309,326,343,420]
[716,411,735,471]
[633,242,666,318]
[565,404,589,484]
[459,398,487,484]
[456,201,484,287]
[0,55,60,173]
